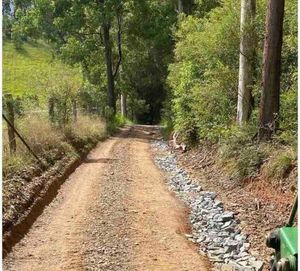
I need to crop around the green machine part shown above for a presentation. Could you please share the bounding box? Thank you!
[266,195,298,271]
[280,227,298,258]
[278,227,298,271]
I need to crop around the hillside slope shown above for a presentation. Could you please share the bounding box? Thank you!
[3,40,80,100]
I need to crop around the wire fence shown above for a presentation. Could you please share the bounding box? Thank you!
[2,108,101,177]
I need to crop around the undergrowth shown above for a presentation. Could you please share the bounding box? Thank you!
[106,113,132,135]
[217,124,296,182]
[161,118,174,140]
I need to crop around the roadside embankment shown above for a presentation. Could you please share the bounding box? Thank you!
[152,140,290,271]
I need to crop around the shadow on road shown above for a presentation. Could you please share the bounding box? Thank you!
[114,125,163,142]
[84,158,118,164]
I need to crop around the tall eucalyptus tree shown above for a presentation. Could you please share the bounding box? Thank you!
[237,0,256,125]
[258,0,285,140]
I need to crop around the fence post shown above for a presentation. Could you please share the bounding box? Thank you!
[2,114,46,169]
[48,97,55,123]
[6,94,17,155]
[72,99,77,122]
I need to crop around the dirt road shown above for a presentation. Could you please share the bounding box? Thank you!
[4,125,210,271]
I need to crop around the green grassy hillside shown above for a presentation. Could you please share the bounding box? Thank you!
[3,40,80,99]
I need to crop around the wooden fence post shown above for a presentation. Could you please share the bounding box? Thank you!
[6,94,17,155]
[72,99,78,122]
[48,97,55,123]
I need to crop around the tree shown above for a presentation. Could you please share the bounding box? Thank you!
[119,66,127,117]
[178,0,184,13]
[100,1,123,115]
[258,0,285,140]
[120,93,127,117]
[24,0,124,116]
[237,0,256,125]
[123,0,176,123]
[177,0,194,14]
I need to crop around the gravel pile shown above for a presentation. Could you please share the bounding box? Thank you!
[152,140,264,271]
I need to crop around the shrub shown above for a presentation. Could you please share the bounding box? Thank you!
[218,124,257,160]
[166,0,296,184]
[66,115,107,141]
[3,114,65,176]
[168,0,240,143]
[161,118,174,140]
[16,114,63,153]
[262,147,296,181]
[218,124,268,180]
[106,113,131,135]
[64,115,107,154]
[229,144,266,179]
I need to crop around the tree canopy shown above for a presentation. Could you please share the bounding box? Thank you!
[3,0,297,132]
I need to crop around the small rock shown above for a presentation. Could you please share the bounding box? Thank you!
[210,256,224,263]
[214,200,223,208]
[241,243,250,252]
[222,212,234,222]
[222,221,232,228]
[221,264,236,271]
[235,234,246,242]
[218,231,229,238]
[237,261,249,267]
[249,260,264,271]
[197,236,206,243]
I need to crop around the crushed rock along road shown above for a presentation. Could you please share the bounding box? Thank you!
[4,125,211,271]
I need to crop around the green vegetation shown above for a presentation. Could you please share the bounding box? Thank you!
[168,0,296,142]
[165,0,297,182]
[3,40,81,99]
[106,113,132,134]
[262,147,296,181]
[2,40,134,178]
[3,41,106,177]
[2,0,297,184]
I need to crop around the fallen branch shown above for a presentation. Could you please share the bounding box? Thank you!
[172,132,187,152]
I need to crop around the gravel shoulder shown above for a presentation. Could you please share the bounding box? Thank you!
[170,143,296,270]
[4,125,210,271]
[151,141,265,271]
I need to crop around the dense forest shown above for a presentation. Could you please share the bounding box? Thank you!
[3,0,297,182]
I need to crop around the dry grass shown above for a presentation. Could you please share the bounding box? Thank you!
[3,113,107,177]
[18,114,64,152]
[261,146,297,181]
[3,114,63,175]
[66,115,107,140]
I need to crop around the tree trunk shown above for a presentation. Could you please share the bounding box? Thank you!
[178,0,184,13]
[6,94,16,155]
[237,0,256,125]
[258,0,285,141]
[120,93,127,117]
[102,21,116,115]
[178,0,193,14]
